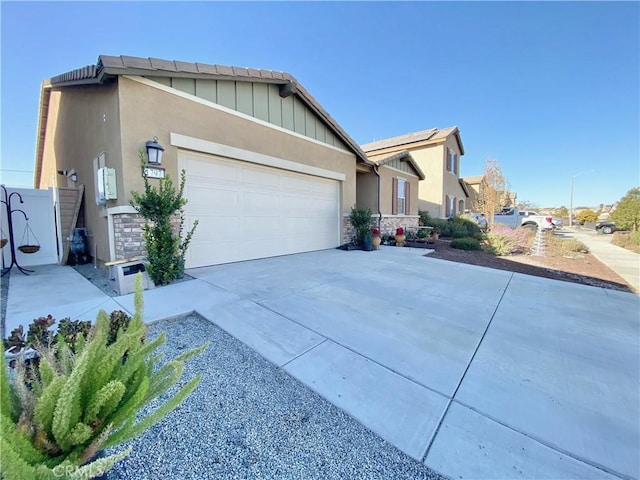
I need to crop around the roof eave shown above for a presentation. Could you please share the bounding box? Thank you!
[33,81,52,188]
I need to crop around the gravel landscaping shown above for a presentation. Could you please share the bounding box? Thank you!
[103,314,447,480]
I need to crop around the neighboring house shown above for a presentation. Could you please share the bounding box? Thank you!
[598,203,617,219]
[461,174,483,212]
[362,127,468,219]
[462,175,517,213]
[355,150,425,236]
[34,55,380,268]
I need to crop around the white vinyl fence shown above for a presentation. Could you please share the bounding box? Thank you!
[1,187,58,268]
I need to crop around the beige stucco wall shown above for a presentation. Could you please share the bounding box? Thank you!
[441,135,467,215]
[116,76,356,210]
[409,145,445,217]
[403,137,468,218]
[356,172,378,212]
[377,165,419,215]
[39,83,122,261]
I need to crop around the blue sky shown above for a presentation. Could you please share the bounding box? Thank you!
[1,1,638,208]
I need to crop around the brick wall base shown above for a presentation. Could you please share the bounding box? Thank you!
[341,214,419,244]
[113,213,147,260]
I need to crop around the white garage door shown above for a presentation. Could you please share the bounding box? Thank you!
[180,150,341,268]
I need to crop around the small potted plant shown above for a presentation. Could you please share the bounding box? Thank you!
[395,227,406,246]
[426,227,441,244]
[362,229,374,251]
[371,228,381,250]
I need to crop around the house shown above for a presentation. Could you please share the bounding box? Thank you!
[462,175,518,214]
[355,150,425,236]
[34,55,388,268]
[461,174,483,212]
[361,127,469,219]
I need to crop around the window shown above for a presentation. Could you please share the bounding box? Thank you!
[397,179,406,215]
[392,177,410,215]
[447,149,458,175]
[446,195,456,217]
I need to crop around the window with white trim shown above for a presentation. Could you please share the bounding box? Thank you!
[447,149,458,175]
[446,195,456,217]
[397,179,406,215]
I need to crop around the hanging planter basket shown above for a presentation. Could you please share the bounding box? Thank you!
[18,221,40,254]
[0,238,7,249]
[18,245,40,254]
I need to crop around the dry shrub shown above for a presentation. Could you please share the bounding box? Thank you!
[611,231,640,253]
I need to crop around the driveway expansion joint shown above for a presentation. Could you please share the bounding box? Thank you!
[420,272,515,463]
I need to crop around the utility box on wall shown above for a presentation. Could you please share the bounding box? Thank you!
[97,167,117,202]
[110,260,154,295]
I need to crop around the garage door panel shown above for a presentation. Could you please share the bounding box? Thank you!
[180,150,340,268]
[242,191,280,213]
[189,186,240,212]
[242,169,280,189]
[280,175,314,193]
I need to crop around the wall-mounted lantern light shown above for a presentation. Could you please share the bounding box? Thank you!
[57,169,78,183]
[146,136,165,165]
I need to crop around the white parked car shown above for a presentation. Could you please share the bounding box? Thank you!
[521,211,563,229]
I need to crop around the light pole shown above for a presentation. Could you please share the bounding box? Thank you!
[569,170,595,227]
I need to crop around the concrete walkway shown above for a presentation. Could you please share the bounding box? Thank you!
[560,226,640,293]
[4,248,639,479]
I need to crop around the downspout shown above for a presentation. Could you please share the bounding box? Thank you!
[372,164,382,228]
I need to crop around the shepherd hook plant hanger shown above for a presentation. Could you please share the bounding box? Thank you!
[1,184,35,276]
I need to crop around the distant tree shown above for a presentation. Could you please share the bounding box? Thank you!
[474,158,508,225]
[576,209,598,224]
[517,200,539,211]
[610,187,640,232]
[555,206,569,218]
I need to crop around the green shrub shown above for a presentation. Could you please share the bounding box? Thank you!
[418,210,431,226]
[0,275,208,479]
[56,318,92,353]
[450,238,482,250]
[452,215,482,236]
[108,310,132,346]
[349,206,373,246]
[131,152,198,286]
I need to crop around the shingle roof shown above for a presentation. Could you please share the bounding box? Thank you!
[367,150,426,180]
[361,126,464,155]
[45,55,371,166]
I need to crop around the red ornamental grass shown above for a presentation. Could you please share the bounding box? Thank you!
[396,227,404,235]
[372,228,380,236]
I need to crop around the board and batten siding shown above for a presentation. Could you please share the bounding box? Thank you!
[144,76,347,150]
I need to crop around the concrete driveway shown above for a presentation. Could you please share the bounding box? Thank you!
[174,248,638,479]
[6,247,639,479]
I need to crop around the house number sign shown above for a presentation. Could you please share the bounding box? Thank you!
[142,166,165,179]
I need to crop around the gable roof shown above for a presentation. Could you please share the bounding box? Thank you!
[367,150,426,180]
[361,126,464,155]
[458,178,471,198]
[35,55,373,185]
[462,175,484,185]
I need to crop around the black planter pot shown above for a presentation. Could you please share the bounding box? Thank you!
[362,237,373,251]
